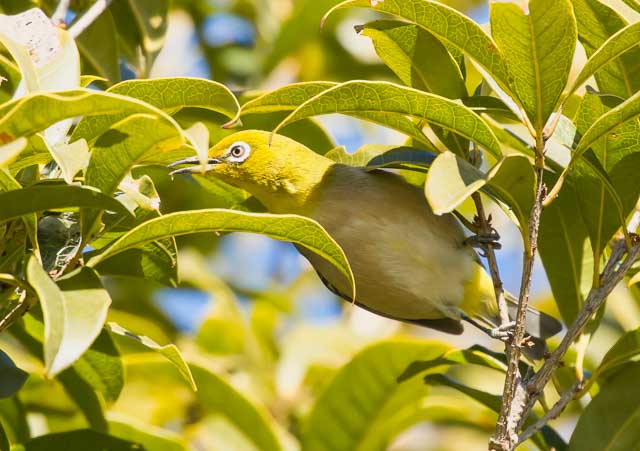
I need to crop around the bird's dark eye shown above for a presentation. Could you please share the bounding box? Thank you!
[226,141,251,162]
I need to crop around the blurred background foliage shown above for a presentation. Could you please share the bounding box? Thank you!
[1,0,640,450]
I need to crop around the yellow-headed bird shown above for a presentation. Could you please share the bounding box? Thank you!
[170,131,561,356]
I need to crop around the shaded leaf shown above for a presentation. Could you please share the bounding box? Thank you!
[14,429,143,451]
[0,397,29,445]
[75,9,120,84]
[596,326,640,379]
[88,209,355,299]
[0,185,131,222]
[190,363,283,451]
[106,322,196,391]
[274,81,501,156]
[491,0,576,131]
[109,418,186,451]
[302,339,450,451]
[0,350,27,399]
[569,362,640,451]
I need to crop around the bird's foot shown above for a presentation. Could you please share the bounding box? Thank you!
[465,227,501,256]
[489,320,516,341]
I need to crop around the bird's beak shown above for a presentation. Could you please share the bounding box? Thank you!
[168,157,221,175]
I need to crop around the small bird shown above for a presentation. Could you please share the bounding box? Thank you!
[170,130,561,356]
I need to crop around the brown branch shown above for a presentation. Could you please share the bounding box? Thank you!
[517,380,583,445]
[490,138,547,451]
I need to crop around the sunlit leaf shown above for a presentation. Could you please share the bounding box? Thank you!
[274,81,501,156]
[88,209,355,299]
[491,0,576,131]
[0,138,27,168]
[109,416,187,451]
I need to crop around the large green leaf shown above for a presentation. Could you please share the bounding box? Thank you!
[274,81,501,156]
[539,176,594,324]
[358,20,466,99]
[190,363,283,451]
[569,362,640,451]
[25,261,111,377]
[88,209,355,299]
[106,322,195,391]
[572,0,640,99]
[0,90,178,141]
[0,185,131,222]
[570,21,640,97]
[238,82,432,147]
[324,0,511,94]
[75,9,120,84]
[548,89,640,203]
[490,0,576,131]
[13,429,142,451]
[570,94,640,263]
[0,397,29,445]
[0,169,39,258]
[302,339,450,451]
[594,326,640,380]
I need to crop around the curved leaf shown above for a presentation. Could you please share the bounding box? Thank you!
[323,0,511,93]
[569,362,640,451]
[274,81,501,156]
[0,90,182,142]
[190,363,283,451]
[491,0,577,131]
[302,339,450,451]
[88,209,354,298]
[0,350,27,399]
[107,322,195,391]
[596,326,640,378]
[570,21,640,96]
[0,185,131,222]
[109,418,186,451]
[238,82,432,147]
[25,262,111,377]
[15,429,142,451]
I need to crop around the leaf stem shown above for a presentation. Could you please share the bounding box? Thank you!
[68,0,113,39]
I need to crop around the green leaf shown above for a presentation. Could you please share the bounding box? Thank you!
[326,144,435,171]
[0,185,132,222]
[572,0,640,98]
[0,89,177,141]
[274,81,501,156]
[109,418,186,451]
[0,350,27,399]
[0,169,39,258]
[570,21,640,97]
[569,362,640,451]
[357,20,466,99]
[424,373,501,411]
[595,326,640,379]
[57,366,108,432]
[25,261,111,377]
[108,77,239,120]
[547,89,640,204]
[14,429,143,451]
[106,322,196,391]
[324,0,511,94]
[302,339,450,451]
[75,9,120,84]
[0,138,26,168]
[490,0,576,131]
[425,153,534,239]
[71,330,123,404]
[238,82,432,148]
[190,363,283,451]
[570,93,640,262]
[539,174,594,324]
[88,209,355,299]
[0,397,30,445]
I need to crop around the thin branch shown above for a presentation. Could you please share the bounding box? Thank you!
[68,0,113,39]
[490,136,547,451]
[0,290,29,333]
[51,0,71,26]
[517,381,583,445]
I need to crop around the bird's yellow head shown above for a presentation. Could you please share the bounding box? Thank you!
[169,130,333,213]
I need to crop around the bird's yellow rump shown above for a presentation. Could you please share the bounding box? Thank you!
[170,131,561,355]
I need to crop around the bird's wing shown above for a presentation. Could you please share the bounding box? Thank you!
[300,245,465,335]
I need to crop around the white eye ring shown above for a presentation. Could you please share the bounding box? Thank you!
[227,141,251,162]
